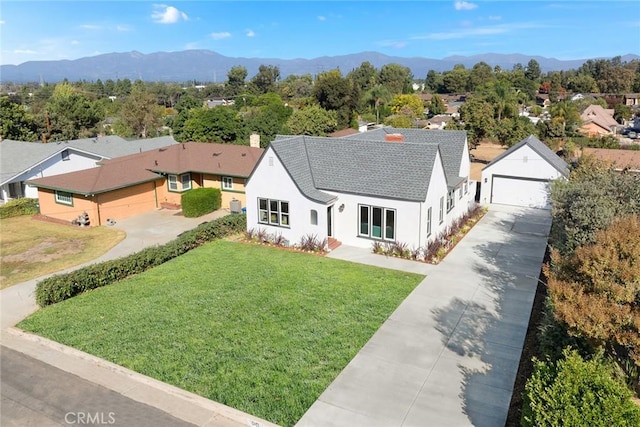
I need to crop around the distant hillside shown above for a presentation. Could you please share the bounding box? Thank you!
[1,50,638,83]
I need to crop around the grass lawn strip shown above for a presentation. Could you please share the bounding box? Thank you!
[0,216,125,288]
[19,240,423,426]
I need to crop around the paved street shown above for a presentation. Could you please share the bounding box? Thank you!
[1,346,194,427]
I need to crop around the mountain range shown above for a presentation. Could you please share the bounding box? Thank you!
[1,50,638,84]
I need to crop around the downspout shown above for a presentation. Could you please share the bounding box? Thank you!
[418,202,423,247]
[153,180,158,208]
[95,194,102,226]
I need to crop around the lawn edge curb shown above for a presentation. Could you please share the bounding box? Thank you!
[4,327,279,427]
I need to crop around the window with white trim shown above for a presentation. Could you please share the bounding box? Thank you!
[464,180,468,194]
[426,207,432,236]
[168,173,191,192]
[458,188,463,200]
[55,190,73,206]
[358,204,396,241]
[258,198,289,227]
[446,190,455,212]
[310,209,318,225]
[222,176,233,190]
[439,196,444,224]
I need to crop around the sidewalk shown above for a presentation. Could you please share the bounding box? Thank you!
[297,205,551,426]
[1,208,277,427]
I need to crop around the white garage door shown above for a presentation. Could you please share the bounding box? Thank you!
[491,176,551,209]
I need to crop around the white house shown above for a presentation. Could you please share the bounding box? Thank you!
[245,128,474,250]
[0,136,178,202]
[480,135,569,209]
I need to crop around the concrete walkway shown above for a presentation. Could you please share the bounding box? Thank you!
[297,205,551,427]
[1,208,277,427]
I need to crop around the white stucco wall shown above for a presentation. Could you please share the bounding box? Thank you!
[480,144,565,205]
[10,149,102,199]
[246,147,329,247]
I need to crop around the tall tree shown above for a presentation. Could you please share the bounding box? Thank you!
[285,105,337,136]
[427,94,446,116]
[182,106,245,143]
[347,61,379,92]
[379,63,413,94]
[458,96,495,147]
[313,69,358,128]
[363,84,392,124]
[250,65,280,94]
[424,69,444,93]
[44,82,101,140]
[442,64,470,94]
[468,61,494,92]
[225,66,248,96]
[116,84,163,138]
[525,59,542,82]
[0,96,39,141]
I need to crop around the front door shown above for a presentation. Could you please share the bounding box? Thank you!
[327,205,333,237]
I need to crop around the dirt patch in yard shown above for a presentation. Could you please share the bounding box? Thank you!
[470,142,507,181]
[3,237,85,264]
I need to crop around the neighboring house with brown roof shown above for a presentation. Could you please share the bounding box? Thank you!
[27,142,263,226]
[425,115,452,130]
[582,147,640,174]
[579,104,618,136]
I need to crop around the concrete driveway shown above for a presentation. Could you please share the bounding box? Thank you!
[297,205,551,427]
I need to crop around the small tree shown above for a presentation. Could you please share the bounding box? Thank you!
[522,349,640,427]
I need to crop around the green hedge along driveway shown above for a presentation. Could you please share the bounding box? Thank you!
[19,240,423,426]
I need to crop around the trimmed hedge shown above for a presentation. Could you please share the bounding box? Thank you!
[181,188,221,218]
[0,198,39,218]
[35,213,246,307]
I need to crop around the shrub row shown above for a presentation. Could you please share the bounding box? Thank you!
[0,198,39,218]
[371,204,486,263]
[181,188,221,218]
[245,228,327,253]
[35,213,246,307]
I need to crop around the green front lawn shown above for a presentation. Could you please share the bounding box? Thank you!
[19,240,423,426]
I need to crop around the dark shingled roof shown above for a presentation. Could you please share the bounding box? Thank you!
[342,128,468,189]
[27,143,263,195]
[269,128,462,203]
[483,135,569,176]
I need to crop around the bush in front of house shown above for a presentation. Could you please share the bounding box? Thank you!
[181,188,221,218]
[0,198,39,218]
[35,213,246,306]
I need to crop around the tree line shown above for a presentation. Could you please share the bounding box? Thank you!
[1,56,639,147]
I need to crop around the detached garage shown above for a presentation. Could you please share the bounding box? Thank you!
[480,135,569,209]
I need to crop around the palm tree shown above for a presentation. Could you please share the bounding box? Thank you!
[364,84,392,124]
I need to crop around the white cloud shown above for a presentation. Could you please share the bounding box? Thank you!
[454,1,478,11]
[0,20,5,25]
[116,25,132,32]
[246,29,255,37]
[71,40,80,45]
[318,16,326,21]
[413,22,541,41]
[377,40,407,49]
[488,15,501,21]
[152,5,188,24]
[79,24,101,30]
[211,32,231,40]
[14,49,38,54]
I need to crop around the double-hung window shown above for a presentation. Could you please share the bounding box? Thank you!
[258,198,289,227]
[358,204,396,241]
[168,173,191,192]
[439,196,444,224]
[55,190,73,206]
[446,190,455,212]
[426,207,432,236]
[222,176,233,190]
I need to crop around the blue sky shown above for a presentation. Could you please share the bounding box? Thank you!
[1,1,639,66]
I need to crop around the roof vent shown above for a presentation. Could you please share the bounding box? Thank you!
[385,133,404,142]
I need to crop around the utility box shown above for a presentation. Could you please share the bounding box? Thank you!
[230,198,242,213]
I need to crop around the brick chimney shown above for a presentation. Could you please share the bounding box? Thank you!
[385,133,404,142]
[250,133,260,148]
